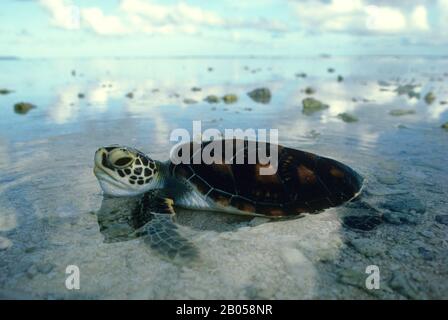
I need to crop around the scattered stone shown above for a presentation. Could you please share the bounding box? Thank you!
[71,70,76,76]
[337,112,358,123]
[435,214,448,225]
[183,98,198,104]
[191,87,201,92]
[302,97,329,115]
[244,107,253,111]
[440,101,447,105]
[14,102,36,114]
[349,238,383,257]
[342,215,382,231]
[207,67,213,72]
[389,109,416,116]
[327,67,335,73]
[337,75,344,82]
[0,236,12,250]
[0,88,13,95]
[125,92,134,99]
[378,80,391,87]
[78,93,85,99]
[295,72,307,78]
[304,87,315,95]
[222,94,238,104]
[247,88,271,104]
[442,122,448,131]
[394,84,420,99]
[424,92,436,105]
[204,95,219,103]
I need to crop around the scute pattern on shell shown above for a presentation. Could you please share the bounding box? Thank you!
[169,139,363,217]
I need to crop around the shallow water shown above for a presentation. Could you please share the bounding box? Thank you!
[0,56,447,299]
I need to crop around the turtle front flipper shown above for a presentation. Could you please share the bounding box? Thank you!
[133,193,198,260]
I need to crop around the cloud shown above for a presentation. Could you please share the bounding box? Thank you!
[39,0,80,30]
[38,0,287,37]
[365,5,407,32]
[411,5,430,31]
[292,0,431,34]
[81,7,129,35]
[121,0,224,27]
[438,0,448,27]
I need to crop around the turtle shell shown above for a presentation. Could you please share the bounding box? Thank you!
[169,139,363,217]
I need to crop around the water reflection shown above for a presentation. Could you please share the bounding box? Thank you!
[0,57,448,299]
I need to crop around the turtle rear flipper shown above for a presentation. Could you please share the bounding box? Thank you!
[133,194,198,260]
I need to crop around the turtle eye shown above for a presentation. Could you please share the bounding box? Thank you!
[113,157,133,168]
[108,149,135,168]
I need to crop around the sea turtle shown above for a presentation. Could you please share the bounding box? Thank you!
[93,139,363,258]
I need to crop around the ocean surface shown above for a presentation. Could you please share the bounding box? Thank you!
[0,56,447,299]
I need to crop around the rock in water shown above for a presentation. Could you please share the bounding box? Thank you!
[440,122,448,131]
[191,87,201,92]
[204,95,219,103]
[183,98,198,104]
[389,109,416,116]
[222,94,238,104]
[304,87,315,95]
[424,92,436,105]
[125,92,134,99]
[337,75,344,82]
[0,88,13,95]
[337,113,358,123]
[394,84,421,99]
[14,102,36,114]
[302,98,329,115]
[247,88,271,104]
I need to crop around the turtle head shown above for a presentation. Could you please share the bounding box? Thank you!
[93,145,160,197]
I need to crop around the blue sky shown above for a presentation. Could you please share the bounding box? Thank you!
[0,0,447,58]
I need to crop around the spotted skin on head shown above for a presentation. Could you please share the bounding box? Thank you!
[94,145,159,197]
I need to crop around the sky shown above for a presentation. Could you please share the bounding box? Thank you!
[0,0,447,58]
